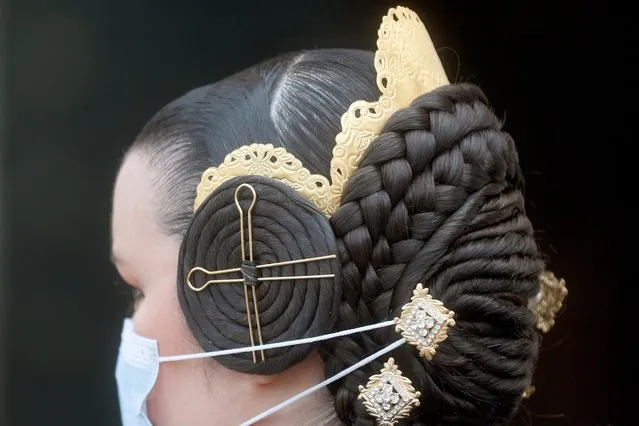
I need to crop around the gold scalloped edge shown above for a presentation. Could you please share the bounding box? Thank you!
[193,7,448,216]
[194,143,332,215]
[329,6,449,208]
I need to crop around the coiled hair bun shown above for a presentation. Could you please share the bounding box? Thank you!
[177,175,342,375]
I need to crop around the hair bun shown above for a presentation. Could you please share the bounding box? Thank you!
[177,175,342,374]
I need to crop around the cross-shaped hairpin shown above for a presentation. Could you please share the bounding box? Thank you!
[186,183,337,363]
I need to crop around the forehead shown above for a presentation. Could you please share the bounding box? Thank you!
[111,152,160,265]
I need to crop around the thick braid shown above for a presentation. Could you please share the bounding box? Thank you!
[324,83,543,425]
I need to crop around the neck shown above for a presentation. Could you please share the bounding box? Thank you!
[257,354,340,426]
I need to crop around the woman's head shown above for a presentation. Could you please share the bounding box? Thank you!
[112,32,544,426]
[112,49,379,425]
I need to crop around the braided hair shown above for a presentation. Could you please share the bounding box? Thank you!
[131,49,543,425]
[326,83,542,425]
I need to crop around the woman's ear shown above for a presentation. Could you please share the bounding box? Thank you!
[252,373,277,386]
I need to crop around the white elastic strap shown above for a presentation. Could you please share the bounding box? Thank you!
[240,338,407,426]
[158,320,396,363]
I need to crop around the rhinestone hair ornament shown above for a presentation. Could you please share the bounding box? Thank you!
[193,6,449,216]
[239,283,455,426]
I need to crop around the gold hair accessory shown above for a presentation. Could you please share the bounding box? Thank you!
[236,184,263,362]
[194,144,332,215]
[187,183,337,363]
[531,271,568,333]
[358,284,453,424]
[522,270,567,398]
[522,384,535,399]
[330,6,448,208]
[358,358,421,426]
[194,6,448,215]
[394,283,456,361]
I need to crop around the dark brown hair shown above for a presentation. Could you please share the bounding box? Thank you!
[129,49,542,425]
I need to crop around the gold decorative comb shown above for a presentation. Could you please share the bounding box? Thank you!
[330,6,449,209]
[193,7,448,215]
[194,144,332,214]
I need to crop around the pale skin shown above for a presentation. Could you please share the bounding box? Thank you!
[111,152,334,426]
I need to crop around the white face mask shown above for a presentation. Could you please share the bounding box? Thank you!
[115,318,400,426]
[115,319,158,426]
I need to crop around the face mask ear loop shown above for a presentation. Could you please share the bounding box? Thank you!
[157,320,396,363]
[240,338,407,426]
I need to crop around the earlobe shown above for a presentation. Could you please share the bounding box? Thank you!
[252,373,277,386]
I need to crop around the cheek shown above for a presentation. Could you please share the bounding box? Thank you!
[134,271,205,425]
[139,280,251,426]
[141,280,197,355]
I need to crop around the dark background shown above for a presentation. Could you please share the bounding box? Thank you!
[1,0,620,425]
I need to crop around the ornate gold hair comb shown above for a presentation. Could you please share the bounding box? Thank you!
[187,183,337,363]
[193,6,449,216]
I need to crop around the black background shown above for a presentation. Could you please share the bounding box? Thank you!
[2,0,621,425]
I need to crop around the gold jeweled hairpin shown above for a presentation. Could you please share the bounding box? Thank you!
[358,358,421,426]
[186,183,337,363]
[394,284,456,361]
[358,283,455,425]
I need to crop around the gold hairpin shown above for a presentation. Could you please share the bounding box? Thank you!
[186,254,337,292]
[235,184,264,362]
[187,183,337,363]
[358,358,421,426]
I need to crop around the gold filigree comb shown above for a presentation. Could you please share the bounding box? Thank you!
[330,6,449,210]
[194,144,332,215]
[194,7,449,216]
